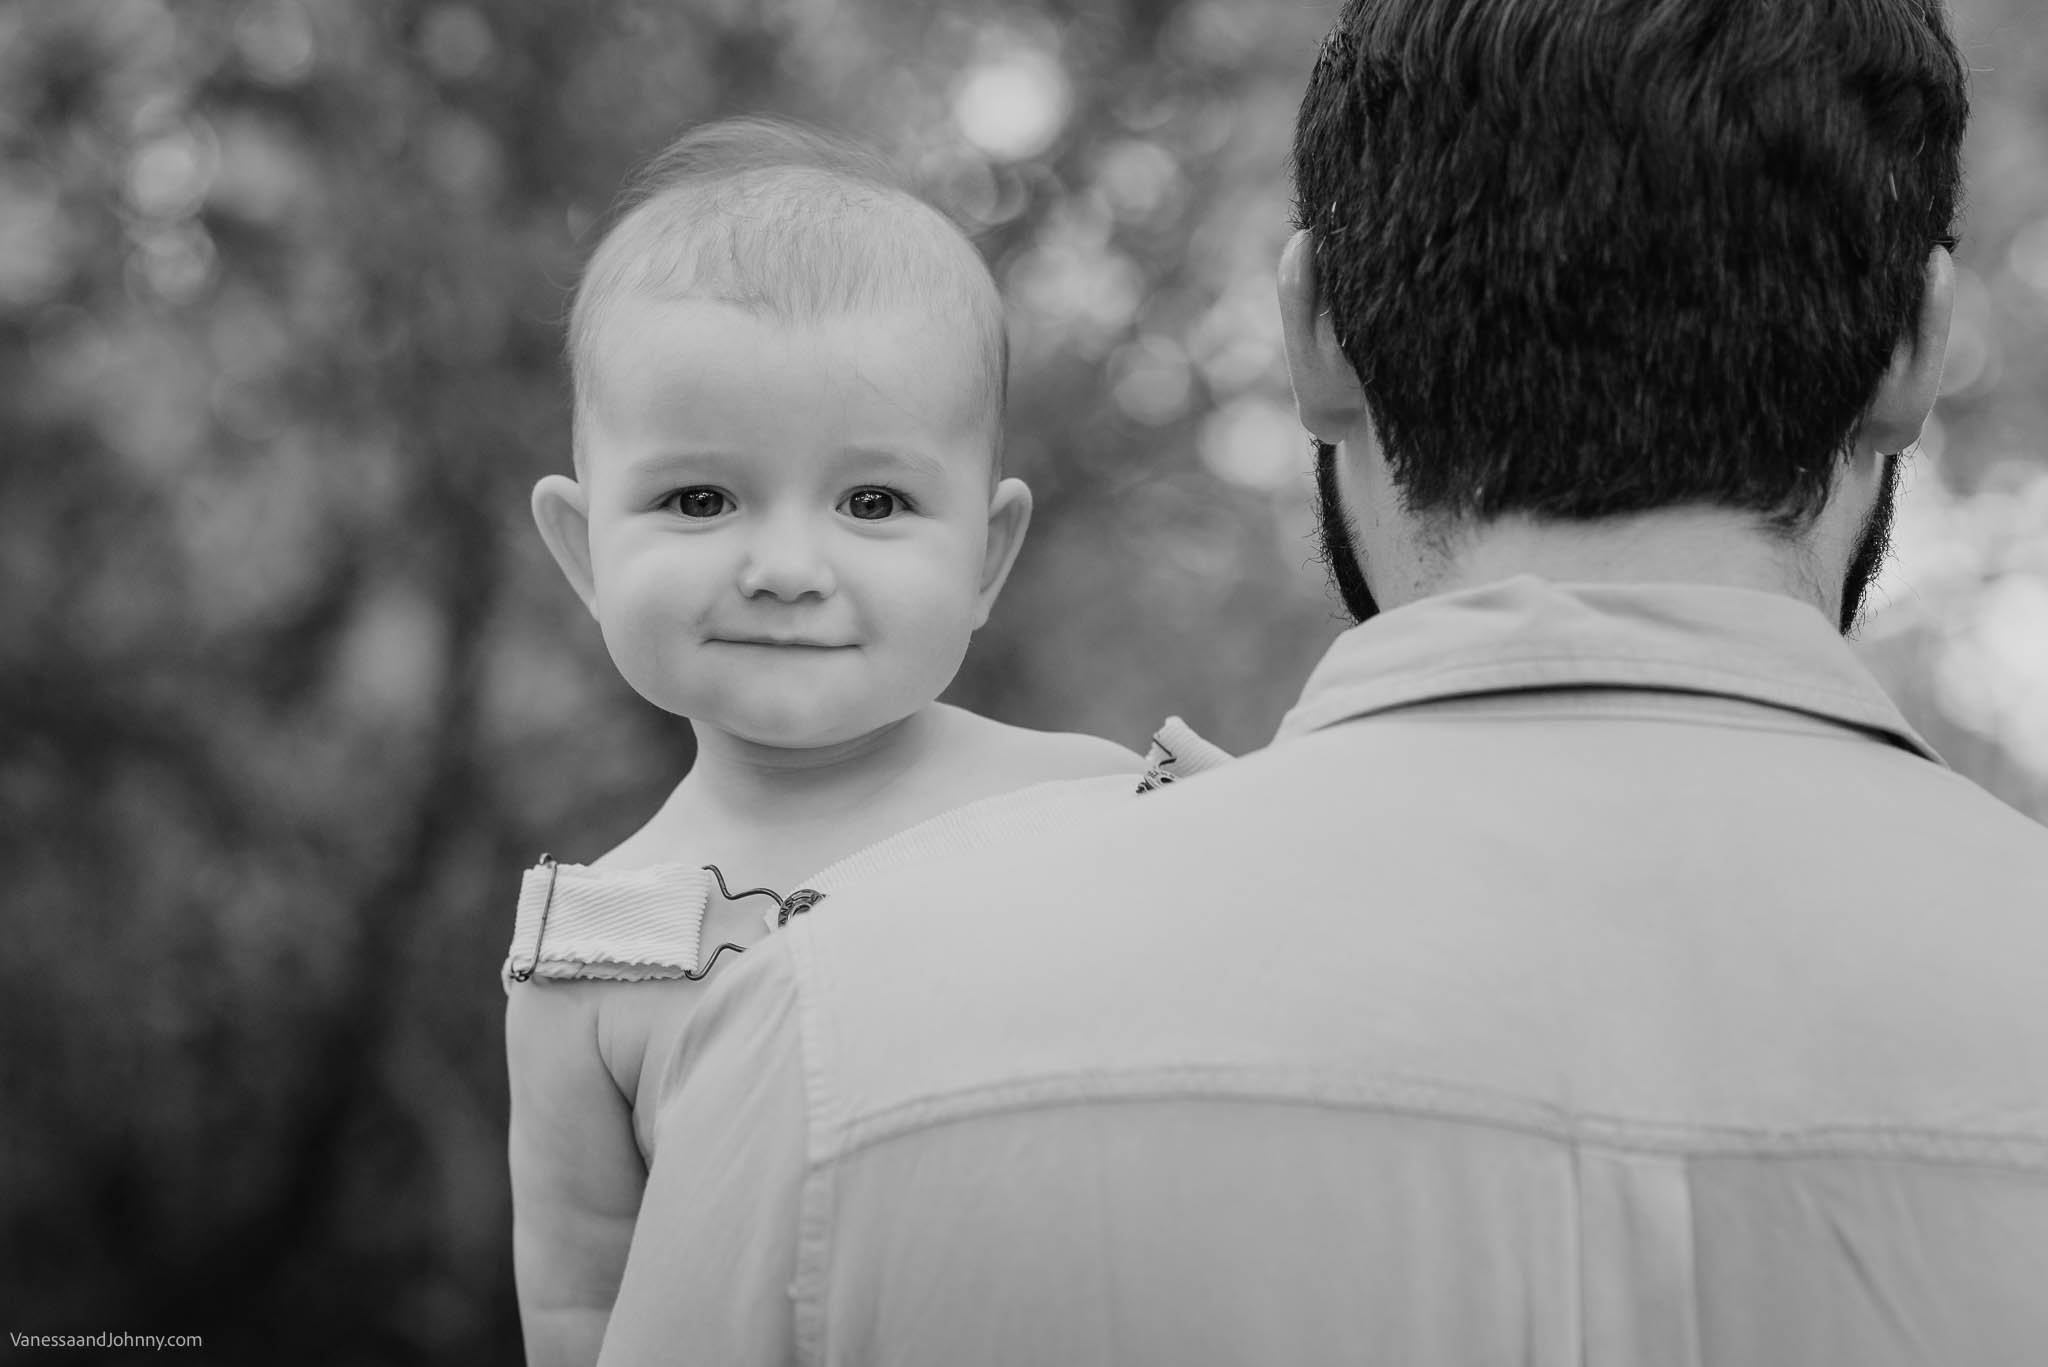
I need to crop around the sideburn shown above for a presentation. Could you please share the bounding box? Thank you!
[1838,451,1904,635]
[1313,441,1381,624]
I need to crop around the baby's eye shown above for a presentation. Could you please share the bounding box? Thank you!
[663,488,730,519]
[841,488,907,521]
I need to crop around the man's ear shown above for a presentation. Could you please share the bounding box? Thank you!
[1862,245,1957,454]
[1278,229,1372,444]
[972,476,1034,628]
[532,474,600,617]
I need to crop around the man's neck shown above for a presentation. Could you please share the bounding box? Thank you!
[1407,506,1834,618]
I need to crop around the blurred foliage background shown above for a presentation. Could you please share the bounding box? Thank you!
[2,0,2044,1358]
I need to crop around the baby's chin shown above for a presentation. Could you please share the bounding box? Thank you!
[671,692,928,754]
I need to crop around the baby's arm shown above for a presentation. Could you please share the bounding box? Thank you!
[507,980,649,1367]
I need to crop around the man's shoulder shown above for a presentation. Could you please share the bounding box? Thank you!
[780,715,2048,1136]
[1908,761,2048,861]
[1817,732,2048,909]
[792,734,1300,981]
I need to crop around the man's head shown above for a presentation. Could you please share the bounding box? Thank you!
[1285,0,1967,629]
[534,118,1030,749]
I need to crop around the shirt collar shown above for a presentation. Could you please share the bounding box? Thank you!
[1275,575,1942,764]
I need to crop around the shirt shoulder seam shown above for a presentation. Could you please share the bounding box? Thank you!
[785,924,839,1367]
[814,1064,2048,1176]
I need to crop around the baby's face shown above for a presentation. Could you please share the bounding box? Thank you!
[576,295,1002,748]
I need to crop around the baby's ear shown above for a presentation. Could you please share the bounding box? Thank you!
[532,475,599,617]
[973,477,1034,628]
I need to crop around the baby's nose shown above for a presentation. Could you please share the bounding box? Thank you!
[736,524,836,601]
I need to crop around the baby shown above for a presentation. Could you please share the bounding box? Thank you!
[505,117,1226,1366]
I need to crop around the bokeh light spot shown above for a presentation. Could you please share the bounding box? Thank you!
[419,5,496,82]
[953,41,1071,162]
[2007,217,2048,296]
[207,114,307,225]
[129,222,219,305]
[422,113,504,202]
[1094,139,1184,223]
[1199,396,1302,489]
[127,123,218,220]
[0,162,67,307]
[1936,564,2048,778]
[233,0,316,84]
[1190,280,1285,395]
[1111,336,1195,425]
[1006,212,1144,358]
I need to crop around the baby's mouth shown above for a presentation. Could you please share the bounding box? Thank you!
[711,635,856,649]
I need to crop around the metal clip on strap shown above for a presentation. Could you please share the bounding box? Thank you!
[507,854,561,983]
[687,865,828,980]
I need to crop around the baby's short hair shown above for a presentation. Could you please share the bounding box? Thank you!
[568,117,1007,469]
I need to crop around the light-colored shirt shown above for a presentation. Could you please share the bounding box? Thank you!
[598,577,2048,1367]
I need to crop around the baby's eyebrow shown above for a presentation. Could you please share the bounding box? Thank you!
[835,446,952,482]
[624,448,737,479]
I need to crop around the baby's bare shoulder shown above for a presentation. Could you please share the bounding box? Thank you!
[940,706,1143,783]
[581,780,709,874]
[505,975,609,1079]
[1021,727,1147,779]
[508,974,712,1110]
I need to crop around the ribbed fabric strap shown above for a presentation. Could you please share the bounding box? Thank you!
[502,861,717,984]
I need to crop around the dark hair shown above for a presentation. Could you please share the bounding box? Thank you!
[1293,0,1968,528]
[568,117,1007,466]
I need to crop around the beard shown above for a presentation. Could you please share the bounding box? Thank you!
[1837,449,1903,635]
[1312,440,1380,624]
[1313,440,1902,635]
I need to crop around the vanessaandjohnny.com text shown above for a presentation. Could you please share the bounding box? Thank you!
[10,1332,202,1351]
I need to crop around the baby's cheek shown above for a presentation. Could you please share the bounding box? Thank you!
[598,616,677,711]
[890,580,980,684]
[596,580,705,712]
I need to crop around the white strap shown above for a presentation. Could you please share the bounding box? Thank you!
[502,861,717,984]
